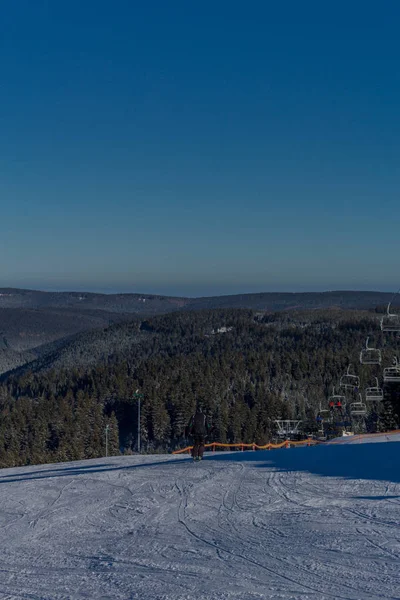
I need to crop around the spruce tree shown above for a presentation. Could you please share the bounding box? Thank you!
[380,401,398,432]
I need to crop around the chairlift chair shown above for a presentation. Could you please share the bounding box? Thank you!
[318,402,330,420]
[359,338,382,365]
[365,378,384,402]
[380,301,400,332]
[383,357,400,383]
[328,387,346,409]
[339,365,360,391]
[350,394,367,416]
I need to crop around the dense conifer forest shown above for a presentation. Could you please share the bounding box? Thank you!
[0,308,399,467]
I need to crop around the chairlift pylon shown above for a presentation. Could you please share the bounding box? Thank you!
[359,337,381,365]
[274,420,302,438]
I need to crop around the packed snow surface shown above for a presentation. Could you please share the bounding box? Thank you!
[327,431,400,444]
[0,439,399,600]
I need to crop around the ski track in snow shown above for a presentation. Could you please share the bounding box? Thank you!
[0,439,399,600]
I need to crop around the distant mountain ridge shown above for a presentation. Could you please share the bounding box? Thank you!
[0,287,397,376]
[0,288,188,313]
[0,287,397,313]
[184,290,398,311]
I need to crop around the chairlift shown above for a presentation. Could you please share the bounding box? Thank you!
[328,387,346,409]
[383,357,400,383]
[339,365,360,391]
[318,402,330,420]
[319,406,330,418]
[365,378,384,402]
[359,337,381,365]
[274,420,302,437]
[380,300,400,332]
[350,394,367,416]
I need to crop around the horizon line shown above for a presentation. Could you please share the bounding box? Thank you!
[0,286,398,300]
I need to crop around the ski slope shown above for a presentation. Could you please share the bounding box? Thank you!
[0,440,399,600]
[327,431,400,445]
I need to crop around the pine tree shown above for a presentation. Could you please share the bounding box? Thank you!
[380,401,398,432]
[107,412,120,455]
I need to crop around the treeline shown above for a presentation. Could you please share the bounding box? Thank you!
[0,308,399,467]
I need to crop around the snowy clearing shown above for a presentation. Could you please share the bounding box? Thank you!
[0,440,399,600]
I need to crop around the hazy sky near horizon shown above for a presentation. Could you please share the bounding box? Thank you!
[1,1,399,297]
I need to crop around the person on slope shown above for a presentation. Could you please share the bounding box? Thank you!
[186,406,211,461]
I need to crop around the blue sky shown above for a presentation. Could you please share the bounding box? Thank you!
[1,1,399,296]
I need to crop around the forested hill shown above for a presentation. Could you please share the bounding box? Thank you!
[1,308,399,468]
[1,288,399,313]
[0,307,134,375]
[0,306,388,380]
[184,290,400,311]
[2,289,396,375]
[0,288,186,314]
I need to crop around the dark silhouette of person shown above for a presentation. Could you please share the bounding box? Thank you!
[335,399,343,416]
[186,407,210,460]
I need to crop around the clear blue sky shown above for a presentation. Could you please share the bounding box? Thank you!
[1,1,399,296]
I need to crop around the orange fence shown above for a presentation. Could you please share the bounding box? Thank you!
[172,438,318,455]
[172,429,400,455]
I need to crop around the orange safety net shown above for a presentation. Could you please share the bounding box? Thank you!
[172,439,318,455]
[172,429,400,455]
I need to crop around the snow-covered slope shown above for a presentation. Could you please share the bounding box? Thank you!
[327,431,400,444]
[0,441,399,600]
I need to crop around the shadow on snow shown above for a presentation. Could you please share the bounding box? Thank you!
[205,441,400,484]
[0,442,399,485]
[0,457,188,484]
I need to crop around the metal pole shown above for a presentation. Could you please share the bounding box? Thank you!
[138,396,141,453]
[105,424,109,457]
[134,389,142,454]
